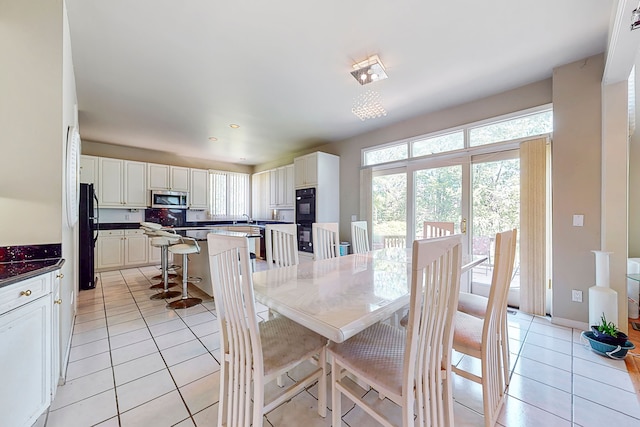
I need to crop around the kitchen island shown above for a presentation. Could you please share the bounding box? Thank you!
[171,227,260,297]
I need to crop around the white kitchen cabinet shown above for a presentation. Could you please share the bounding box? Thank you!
[79,155,98,184]
[51,271,62,399]
[0,273,53,427]
[98,158,147,208]
[148,163,190,192]
[189,168,210,209]
[268,164,294,209]
[283,164,295,207]
[294,152,340,224]
[294,154,318,188]
[251,171,270,220]
[124,229,148,265]
[97,230,125,270]
[294,151,339,190]
[97,229,153,271]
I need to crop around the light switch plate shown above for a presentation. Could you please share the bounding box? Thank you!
[351,214,357,221]
[571,289,583,302]
[572,214,584,227]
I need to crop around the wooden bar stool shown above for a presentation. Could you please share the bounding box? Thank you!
[167,237,202,309]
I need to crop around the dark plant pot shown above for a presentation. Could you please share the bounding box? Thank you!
[590,326,628,346]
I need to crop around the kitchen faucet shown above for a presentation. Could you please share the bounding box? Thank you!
[242,213,252,223]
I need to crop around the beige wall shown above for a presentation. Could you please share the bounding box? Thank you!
[1,0,77,378]
[82,140,253,174]
[0,0,64,245]
[551,54,604,324]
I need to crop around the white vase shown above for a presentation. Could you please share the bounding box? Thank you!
[589,250,618,326]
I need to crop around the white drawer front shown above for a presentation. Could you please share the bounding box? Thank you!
[0,273,50,315]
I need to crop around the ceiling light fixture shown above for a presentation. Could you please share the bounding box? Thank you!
[208,136,218,141]
[632,2,640,30]
[350,54,388,85]
[230,124,240,129]
[352,90,387,121]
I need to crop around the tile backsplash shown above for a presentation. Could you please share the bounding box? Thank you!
[99,208,145,223]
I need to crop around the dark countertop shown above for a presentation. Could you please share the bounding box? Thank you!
[99,220,292,230]
[0,258,65,289]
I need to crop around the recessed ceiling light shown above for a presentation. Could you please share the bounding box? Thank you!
[208,137,218,141]
[230,124,240,129]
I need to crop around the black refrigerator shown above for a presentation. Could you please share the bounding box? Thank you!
[79,183,98,290]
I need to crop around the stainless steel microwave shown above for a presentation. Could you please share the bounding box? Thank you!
[151,190,188,209]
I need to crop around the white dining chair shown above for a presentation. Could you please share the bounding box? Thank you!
[312,222,339,260]
[265,224,299,268]
[350,221,370,254]
[423,221,454,238]
[328,235,463,427]
[206,233,327,427]
[452,229,517,427]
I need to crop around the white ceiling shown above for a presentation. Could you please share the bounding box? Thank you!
[66,0,613,166]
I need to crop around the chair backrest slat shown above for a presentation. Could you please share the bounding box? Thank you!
[266,224,299,268]
[312,222,339,260]
[351,221,370,254]
[423,221,455,239]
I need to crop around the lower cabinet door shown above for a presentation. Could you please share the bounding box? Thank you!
[124,232,148,266]
[0,297,52,427]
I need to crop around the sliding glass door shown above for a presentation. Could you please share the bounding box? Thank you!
[470,152,520,303]
[371,168,406,250]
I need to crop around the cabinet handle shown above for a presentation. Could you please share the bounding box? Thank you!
[20,290,32,297]
[54,299,63,305]
[56,273,64,279]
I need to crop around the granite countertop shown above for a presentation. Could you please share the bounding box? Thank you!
[0,258,65,289]
[0,243,65,288]
[99,219,291,231]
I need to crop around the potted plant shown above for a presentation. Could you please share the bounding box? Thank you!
[591,314,628,346]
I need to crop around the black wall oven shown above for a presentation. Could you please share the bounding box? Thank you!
[296,188,316,253]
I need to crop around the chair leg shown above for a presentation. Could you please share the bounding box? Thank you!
[150,245,180,299]
[331,357,341,426]
[318,348,327,418]
[167,253,202,309]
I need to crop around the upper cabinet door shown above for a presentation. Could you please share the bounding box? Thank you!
[79,155,98,184]
[147,163,171,190]
[189,168,209,209]
[294,153,318,188]
[123,161,147,207]
[170,166,190,192]
[98,158,124,206]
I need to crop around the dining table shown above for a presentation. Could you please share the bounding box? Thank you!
[252,247,487,343]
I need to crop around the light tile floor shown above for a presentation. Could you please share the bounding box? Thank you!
[37,264,640,427]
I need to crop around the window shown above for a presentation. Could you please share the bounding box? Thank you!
[412,131,464,157]
[362,107,552,167]
[469,110,552,147]
[210,171,249,217]
[363,143,408,166]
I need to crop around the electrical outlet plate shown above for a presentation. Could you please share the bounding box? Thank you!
[571,290,583,302]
